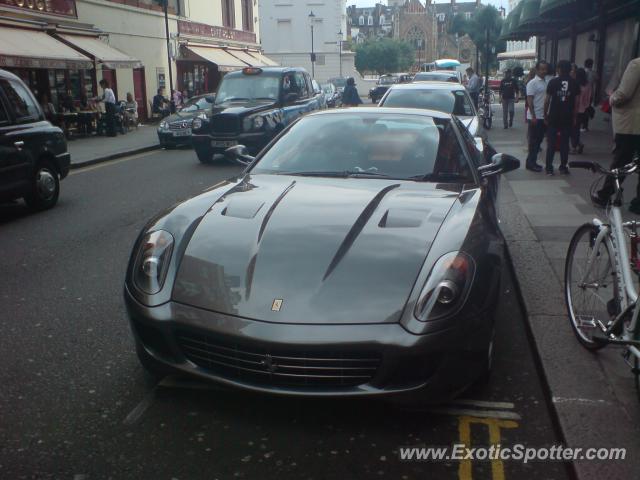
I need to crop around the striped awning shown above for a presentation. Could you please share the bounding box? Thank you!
[58,34,142,69]
[0,26,93,70]
[186,44,249,72]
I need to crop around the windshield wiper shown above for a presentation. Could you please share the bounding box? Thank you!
[408,172,470,182]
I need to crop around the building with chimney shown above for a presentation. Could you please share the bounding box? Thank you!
[393,0,437,66]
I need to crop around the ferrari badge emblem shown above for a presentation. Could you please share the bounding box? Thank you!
[271,298,283,312]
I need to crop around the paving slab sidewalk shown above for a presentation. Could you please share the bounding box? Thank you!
[67,124,160,168]
[495,104,640,479]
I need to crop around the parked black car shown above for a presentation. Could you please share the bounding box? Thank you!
[157,94,215,148]
[368,75,398,103]
[0,69,70,210]
[191,67,324,163]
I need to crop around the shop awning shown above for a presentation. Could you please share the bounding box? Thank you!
[518,0,567,32]
[186,44,249,72]
[226,49,265,67]
[539,0,591,18]
[497,49,537,59]
[58,34,142,69]
[499,2,530,41]
[0,26,93,70]
[248,52,279,67]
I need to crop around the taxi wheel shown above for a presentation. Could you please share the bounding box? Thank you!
[24,160,60,211]
[196,149,213,164]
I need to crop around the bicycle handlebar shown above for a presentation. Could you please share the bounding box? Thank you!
[568,160,638,177]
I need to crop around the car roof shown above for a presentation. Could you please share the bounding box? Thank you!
[226,66,309,77]
[389,82,466,91]
[416,70,459,76]
[0,68,22,82]
[307,106,452,120]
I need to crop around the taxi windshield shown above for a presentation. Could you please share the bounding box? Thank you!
[215,74,280,105]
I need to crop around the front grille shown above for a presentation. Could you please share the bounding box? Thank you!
[169,121,191,130]
[177,331,380,389]
[210,114,240,135]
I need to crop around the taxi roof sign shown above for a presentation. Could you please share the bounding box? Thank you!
[242,67,263,75]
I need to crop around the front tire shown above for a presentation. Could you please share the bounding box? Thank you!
[196,149,213,164]
[565,223,617,350]
[24,160,60,211]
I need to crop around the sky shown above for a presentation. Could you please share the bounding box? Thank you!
[351,0,510,11]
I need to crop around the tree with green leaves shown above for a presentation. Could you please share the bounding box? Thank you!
[448,5,506,71]
[355,39,415,75]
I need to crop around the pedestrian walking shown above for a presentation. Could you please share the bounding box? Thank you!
[97,79,117,137]
[466,67,481,108]
[524,61,549,172]
[544,60,580,175]
[342,77,363,107]
[499,69,518,129]
[570,68,591,154]
[593,57,640,211]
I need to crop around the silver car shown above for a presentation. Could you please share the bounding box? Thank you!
[378,82,481,136]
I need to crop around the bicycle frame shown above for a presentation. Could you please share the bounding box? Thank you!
[581,205,640,357]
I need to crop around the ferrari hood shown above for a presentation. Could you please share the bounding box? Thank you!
[172,174,460,324]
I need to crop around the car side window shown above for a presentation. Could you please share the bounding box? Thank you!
[0,96,9,125]
[0,79,40,121]
[293,72,309,99]
[455,117,483,167]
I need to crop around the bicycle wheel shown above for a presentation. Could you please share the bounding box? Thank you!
[634,355,640,403]
[565,223,618,350]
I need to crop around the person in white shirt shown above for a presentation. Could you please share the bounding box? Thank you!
[466,67,481,108]
[98,79,117,137]
[525,61,549,172]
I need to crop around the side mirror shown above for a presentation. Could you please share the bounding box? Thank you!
[205,95,215,103]
[224,144,255,166]
[284,92,299,104]
[477,153,520,178]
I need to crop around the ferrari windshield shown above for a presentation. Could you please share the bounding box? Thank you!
[215,74,280,105]
[251,112,474,182]
[381,89,475,117]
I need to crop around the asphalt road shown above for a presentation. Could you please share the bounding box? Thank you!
[0,147,570,480]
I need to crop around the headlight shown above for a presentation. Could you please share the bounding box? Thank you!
[159,121,168,130]
[414,251,475,322]
[192,117,203,130]
[134,230,174,295]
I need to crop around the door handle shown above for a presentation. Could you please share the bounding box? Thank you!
[14,141,25,150]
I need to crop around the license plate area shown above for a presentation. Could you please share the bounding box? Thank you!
[172,129,191,137]
[211,140,238,148]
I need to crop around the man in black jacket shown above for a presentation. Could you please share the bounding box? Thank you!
[499,69,518,129]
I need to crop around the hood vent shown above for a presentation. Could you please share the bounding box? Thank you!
[221,198,265,219]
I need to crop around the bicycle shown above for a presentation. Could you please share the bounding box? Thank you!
[565,158,640,401]
[477,90,493,130]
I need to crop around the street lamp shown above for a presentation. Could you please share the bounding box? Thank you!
[162,0,174,106]
[308,11,316,78]
[337,30,343,78]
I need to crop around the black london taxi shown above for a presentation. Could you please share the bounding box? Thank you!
[0,69,70,210]
[191,67,324,163]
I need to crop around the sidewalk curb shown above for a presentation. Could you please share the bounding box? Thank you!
[499,176,638,480]
[69,144,161,170]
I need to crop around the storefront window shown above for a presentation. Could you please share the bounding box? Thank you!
[557,38,572,65]
[602,19,640,96]
[574,30,597,68]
